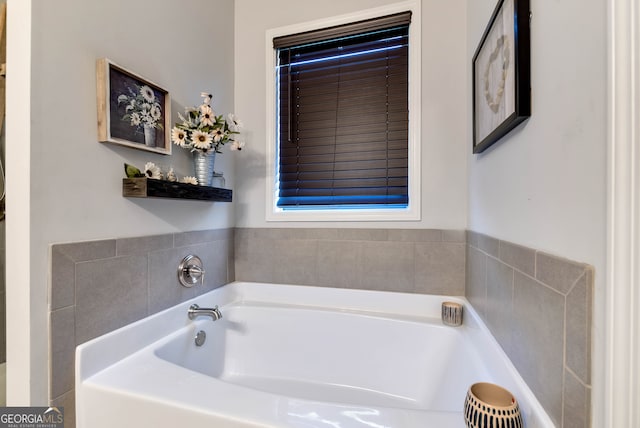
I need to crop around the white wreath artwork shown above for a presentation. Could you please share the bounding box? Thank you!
[483,34,510,114]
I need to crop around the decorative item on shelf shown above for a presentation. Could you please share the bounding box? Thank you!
[211,172,225,188]
[124,163,145,178]
[122,163,232,202]
[181,176,199,185]
[193,150,216,187]
[171,92,245,186]
[143,162,163,180]
[124,162,205,187]
[124,162,166,180]
[464,382,523,428]
[166,167,177,182]
[441,301,463,326]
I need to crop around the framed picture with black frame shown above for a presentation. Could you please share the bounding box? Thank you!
[472,0,530,153]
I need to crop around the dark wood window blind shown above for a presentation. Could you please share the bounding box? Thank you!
[274,12,411,208]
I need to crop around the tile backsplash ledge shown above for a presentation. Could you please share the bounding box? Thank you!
[466,230,593,428]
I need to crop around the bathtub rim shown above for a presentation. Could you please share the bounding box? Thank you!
[77,281,471,382]
[75,281,554,428]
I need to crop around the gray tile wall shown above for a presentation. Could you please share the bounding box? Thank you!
[49,227,593,428]
[48,229,235,428]
[234,228,467,294]
[466,231,593,428]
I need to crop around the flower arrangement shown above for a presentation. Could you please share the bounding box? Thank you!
[171,92,244,153]
[124,162,200,185]
[117,84,164,130]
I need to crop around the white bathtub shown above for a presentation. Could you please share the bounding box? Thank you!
[76,282,554,428]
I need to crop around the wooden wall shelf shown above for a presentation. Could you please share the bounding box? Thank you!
[122,178,232,202]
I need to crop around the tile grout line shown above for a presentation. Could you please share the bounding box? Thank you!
[565,365,591,389]
[565,270,588,297]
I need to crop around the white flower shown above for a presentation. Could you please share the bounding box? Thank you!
[230,140,245,151]
[144,162,162,180]
[117,94,128,103]
[181,176,198,185]
[227,114,243,132]
[212,128,225,143]
[140,85,155,103]
[200,92,212,104]
[171,127,188,147]
[192,130,213,150]
[140,110,151,122]
[200,105,215,127]
[130,112,141,126]
[150,104,162,121]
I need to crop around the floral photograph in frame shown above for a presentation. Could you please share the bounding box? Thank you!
[472,0,530,153]
[97,58,171,154]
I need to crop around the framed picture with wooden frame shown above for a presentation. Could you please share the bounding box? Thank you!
[472,0,530,153]
[96,58,171,155]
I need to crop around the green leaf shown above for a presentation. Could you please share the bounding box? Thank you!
[124,163,144,178]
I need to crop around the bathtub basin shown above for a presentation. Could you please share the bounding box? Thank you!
[76,282,553,428]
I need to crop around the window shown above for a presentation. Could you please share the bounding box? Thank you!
[266,3,421,221]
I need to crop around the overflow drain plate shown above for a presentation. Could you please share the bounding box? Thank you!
[195,330,206,346]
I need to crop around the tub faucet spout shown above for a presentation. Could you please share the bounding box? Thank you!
[188,304,222,321]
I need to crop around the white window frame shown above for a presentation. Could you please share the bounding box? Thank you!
[265,0,421,222]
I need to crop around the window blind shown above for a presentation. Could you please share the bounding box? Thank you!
[275,12,411,208]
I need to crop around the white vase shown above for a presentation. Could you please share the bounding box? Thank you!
[143,124,156,147]
[193,151,216,186]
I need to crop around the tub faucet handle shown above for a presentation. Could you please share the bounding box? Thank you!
[178,255,205,287]
[186,264,205,285]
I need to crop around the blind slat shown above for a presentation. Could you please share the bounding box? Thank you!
[280,168,407,181]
